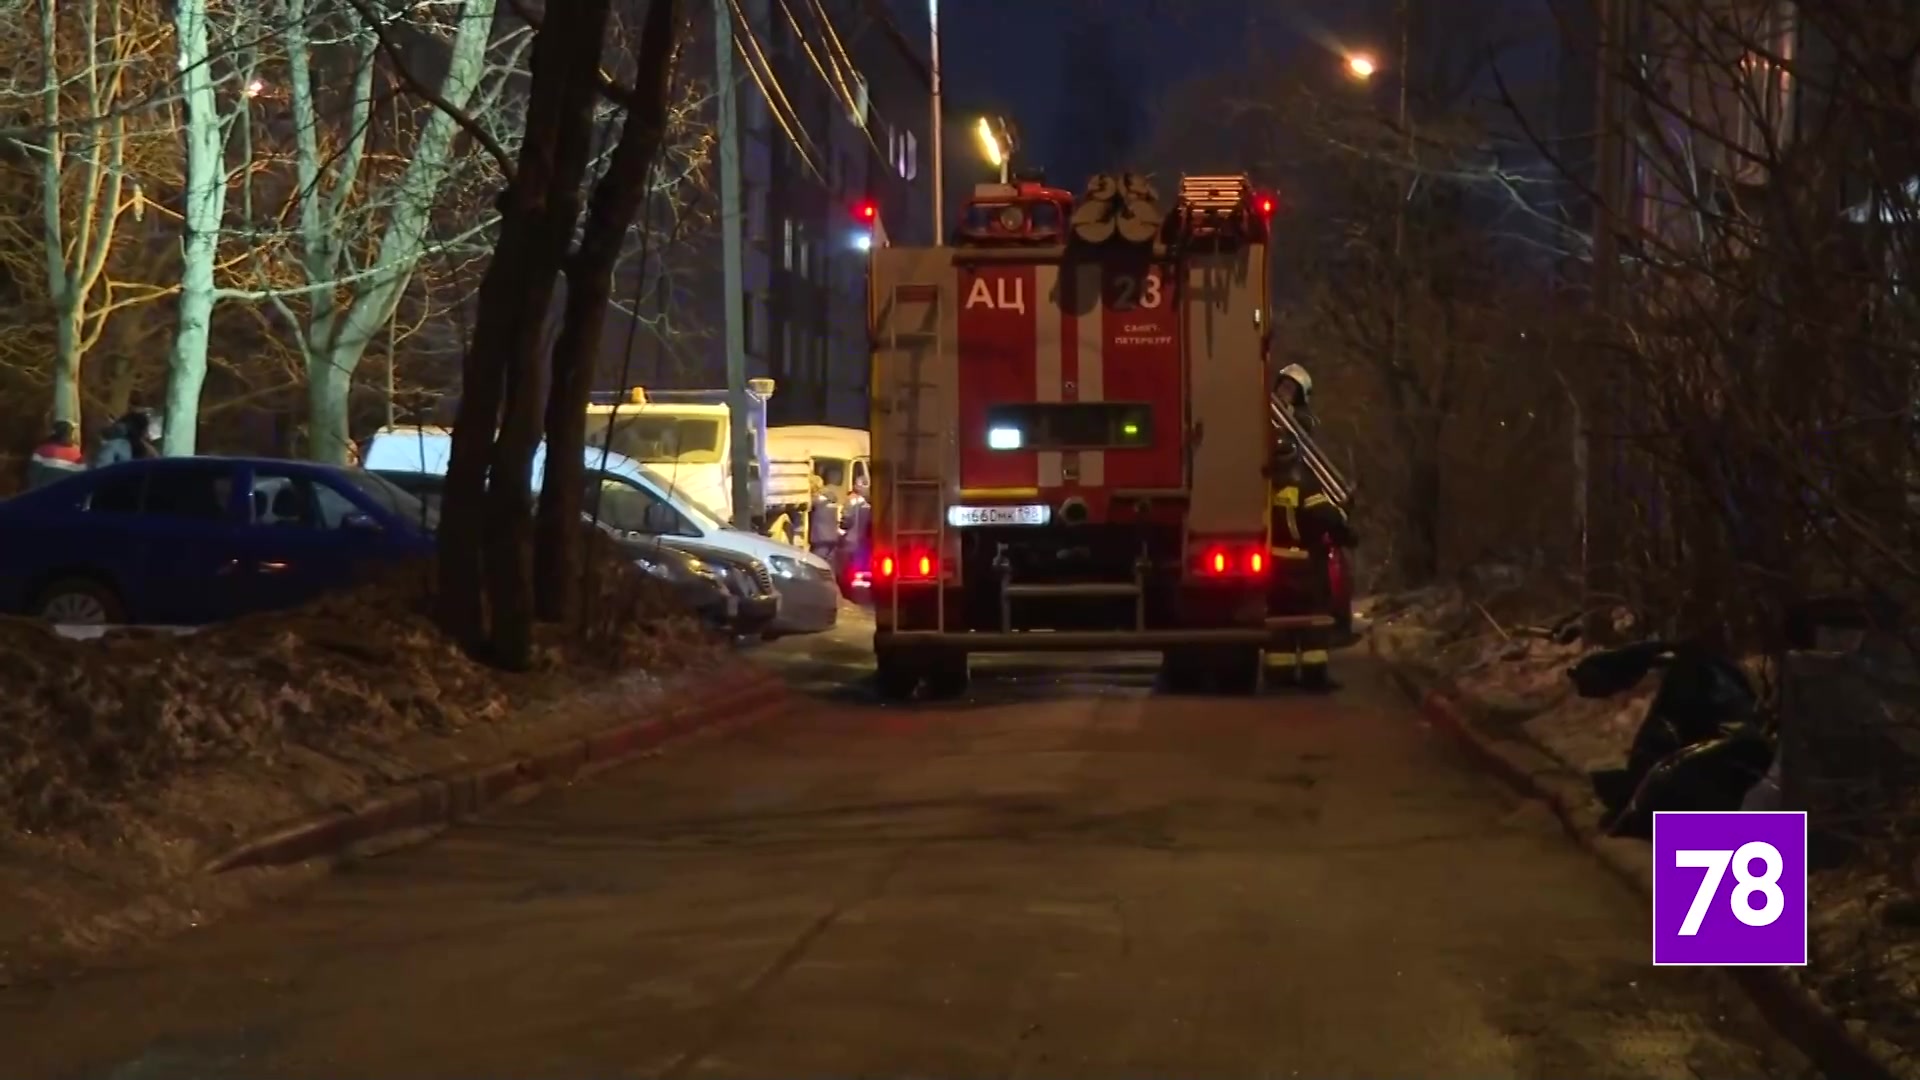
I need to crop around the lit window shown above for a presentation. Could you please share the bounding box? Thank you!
[782,218,794,269]
[903,132,918,181]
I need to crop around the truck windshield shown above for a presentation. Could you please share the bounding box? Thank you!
[586,414,724,465]
[813,457,849,486]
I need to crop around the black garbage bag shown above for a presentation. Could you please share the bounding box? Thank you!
[1572,641,1764,829]
[1567,640,1671,698]
[1604,734,1776,839]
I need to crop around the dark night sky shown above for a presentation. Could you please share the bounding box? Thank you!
[934,0,1554,187]
[938,0,1396,173]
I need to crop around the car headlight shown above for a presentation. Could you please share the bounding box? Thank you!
[636,555,718,585]
[771,554,829,581]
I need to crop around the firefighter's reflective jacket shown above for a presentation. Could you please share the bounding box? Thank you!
[1269,457,1348,562]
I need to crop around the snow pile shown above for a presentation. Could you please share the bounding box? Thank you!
[0,533,717,834]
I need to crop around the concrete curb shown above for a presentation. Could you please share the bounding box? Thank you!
[1369,633,1906,1080]
[205,669,790,875]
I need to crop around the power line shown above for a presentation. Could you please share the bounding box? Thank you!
[725,0,825,179]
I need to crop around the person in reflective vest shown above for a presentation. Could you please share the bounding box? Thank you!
[1268,431,1352,686]
[836,474,872,599]
[808,473,842,563]
[28,421,85,489]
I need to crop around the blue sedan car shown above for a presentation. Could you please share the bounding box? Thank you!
[0,457,437,625]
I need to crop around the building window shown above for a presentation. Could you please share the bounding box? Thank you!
[796,224,812,281]
[782,217,795,270]
[902,132,918,181]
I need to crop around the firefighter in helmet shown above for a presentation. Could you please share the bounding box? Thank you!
[1268,363,1351,687]
[1273,362,1317,435]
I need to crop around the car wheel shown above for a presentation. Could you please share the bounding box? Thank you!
[36,578,125,625]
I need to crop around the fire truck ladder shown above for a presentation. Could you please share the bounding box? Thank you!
[885,280,948,633]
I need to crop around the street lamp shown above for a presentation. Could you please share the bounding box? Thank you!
[1344,53,1378,80]
[976,116,1015,183]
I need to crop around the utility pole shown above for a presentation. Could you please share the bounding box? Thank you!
[715,0,752,529]
[929,0,944,245]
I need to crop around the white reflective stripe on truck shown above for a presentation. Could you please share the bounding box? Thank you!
[1073,260,1106,487]
[1032,262,1063,488]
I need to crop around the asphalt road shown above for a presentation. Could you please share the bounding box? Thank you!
[2,615,1815,1079]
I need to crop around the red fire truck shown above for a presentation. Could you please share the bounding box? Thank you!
[863,172,1337,699]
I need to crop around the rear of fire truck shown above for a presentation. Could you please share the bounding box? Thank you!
[865,172,1331,699]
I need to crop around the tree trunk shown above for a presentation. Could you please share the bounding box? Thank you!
[51,307,81,430]
[436,0,614,665]
[163,0,228,457]
[307,352,354,464]
[1402,420,1443,582]
[298,0,495,462]
[533,0,683,623]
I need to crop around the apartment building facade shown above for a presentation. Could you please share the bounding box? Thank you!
[758,0,937,426]
[608,0,934,429]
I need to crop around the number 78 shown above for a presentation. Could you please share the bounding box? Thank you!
[1674,842,1787,935]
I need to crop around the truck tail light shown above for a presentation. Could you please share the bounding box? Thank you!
[1196,543,1267,579]
[874,548,938,581]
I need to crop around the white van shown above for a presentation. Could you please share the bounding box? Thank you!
[585,385,811,534]
[766,425,870,503]
[361,427,838,636]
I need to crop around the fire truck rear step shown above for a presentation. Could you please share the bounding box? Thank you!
[881,629,1270,651]
[1002,583,1142,599]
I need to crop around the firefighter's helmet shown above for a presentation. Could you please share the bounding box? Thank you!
[1275,363,1313,405]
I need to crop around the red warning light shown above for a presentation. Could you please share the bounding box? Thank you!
[854,200,878,222]
[1256,194,1276,217]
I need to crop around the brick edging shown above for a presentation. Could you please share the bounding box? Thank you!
[1367,633,1907,1080]
[204,668,790,875]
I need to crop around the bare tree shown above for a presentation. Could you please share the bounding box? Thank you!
[532,0,685,622]
[1139,0,1576,586]
[0,0,177,434]
[437,0,619,666]
[164,0,266,454]
[240,0,521,464]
